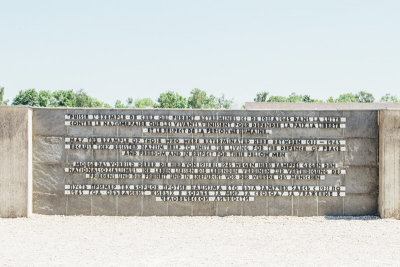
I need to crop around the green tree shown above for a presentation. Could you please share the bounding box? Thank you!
[13,89,110,107]
[127,97,134,106]
[0,87,8,105]
[380,93,400,103]
[254,91,321,103]
[326,97,336,103]
[286,93,303,102]
[328,91,375,103]
[135,98,154,108]
[188,88,215,109]
[52,90,77,107]
[301,94,322,103]
[114,100,129,108]
[301,95,311,102]
[267,95,288,102]
[188,88,207,108]
[286,93,320,103]
[205,94,219,109]
[0,87,4,105]
[254,91,269,102]
[74,89,110,108]
[13,89,55,107]
[13,89,41,106]
[334,93,359,103]
[38,90,54,107]
[187,88,230,109]
[115,97,138,108]
[217,94,233,109]
[356,90,375,103]
[155,91,187,108]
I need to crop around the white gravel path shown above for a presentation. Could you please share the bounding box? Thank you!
[0,215,399,266]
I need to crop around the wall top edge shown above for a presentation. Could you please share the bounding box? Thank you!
[33,107,394,111]
[1,105,398,111]
[0,105,33,110]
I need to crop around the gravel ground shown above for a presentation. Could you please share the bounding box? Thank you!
[0,215,399,266]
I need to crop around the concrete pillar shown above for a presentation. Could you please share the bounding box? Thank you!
[0,107,32,217]
[379,110,400,219]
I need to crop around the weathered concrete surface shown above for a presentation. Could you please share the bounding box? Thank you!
[379,110,400,219]
[0,107,32,217]
[32,108,379,216]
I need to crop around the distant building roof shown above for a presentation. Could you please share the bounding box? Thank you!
[245,102,400,110]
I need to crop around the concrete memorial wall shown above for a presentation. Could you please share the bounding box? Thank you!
[30,108,379,216]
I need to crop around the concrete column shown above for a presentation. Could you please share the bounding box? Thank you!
[379,110,400,219]
[0,107,32,217]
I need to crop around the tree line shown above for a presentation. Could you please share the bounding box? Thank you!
[1,86,399,109]
[253,91,399,103]
[2,87,234,108]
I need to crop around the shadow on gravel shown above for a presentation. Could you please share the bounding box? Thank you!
[325,216,380,221]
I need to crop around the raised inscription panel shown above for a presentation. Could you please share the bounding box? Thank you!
[64,114,347,202]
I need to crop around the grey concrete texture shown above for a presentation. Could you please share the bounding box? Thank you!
[379,110,400,219]
[344,138,378,166]
[344,194,377,216]
[33,136,65,163]
[29,108,380,216]
[33,108,67,136]
[0,107,32,217]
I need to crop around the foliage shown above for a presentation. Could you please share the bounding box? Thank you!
[38,90,53,107]
[330,93,359,103]
[286,93,304,102]
[74,89,110,108]
[254,91,375,104]
[285,93,320,103]
[114,97,154,108]
[13,89,41,106]
[254,91,269,102]
[8,87,399,109]
[12,89,110,107]
[328,91,375,103]
[300,94,323,103]
[267,95,288,102]
[357,91,375,103]
[187,88,233,109]
[52,90,77,107]
[217,94,233,109]
[326,97,336,103]
[380,93,400,103]
[188,88,217,109]
[0,87,9,105]
[155,91,187,108]
[135,98,154,108]
[254,92,320,103]
[114,100,129,108]
[127,97,134,106]
[114,97,134,108]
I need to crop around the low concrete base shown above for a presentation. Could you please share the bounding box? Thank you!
[0,107,32,217]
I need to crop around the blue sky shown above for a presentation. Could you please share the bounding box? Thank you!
[1,0,399,106]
